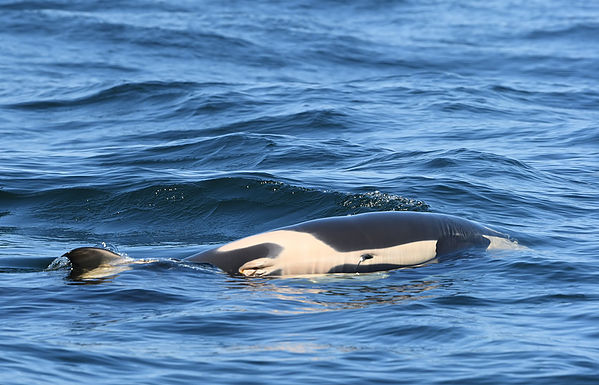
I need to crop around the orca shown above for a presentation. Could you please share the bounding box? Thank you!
[61,211,516,279]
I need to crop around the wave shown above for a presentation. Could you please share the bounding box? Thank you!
[525,22,599,41]
[490,84,599,111]
[0,177,428,245]
[1,5,285,73]
[7,81,210,110]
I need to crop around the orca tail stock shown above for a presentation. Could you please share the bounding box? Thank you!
[58,246,220,280]
[61,247,134,280]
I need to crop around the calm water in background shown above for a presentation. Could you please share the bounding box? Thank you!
[1,0,598,384]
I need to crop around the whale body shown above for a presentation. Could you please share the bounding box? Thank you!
[62,212,514,279]
[186,211,512,276]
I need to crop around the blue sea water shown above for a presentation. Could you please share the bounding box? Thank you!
[1,0,598,383]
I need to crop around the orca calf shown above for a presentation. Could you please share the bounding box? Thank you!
[62,211,516,279]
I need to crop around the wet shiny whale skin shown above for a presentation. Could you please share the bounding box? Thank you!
[62,212,513,279]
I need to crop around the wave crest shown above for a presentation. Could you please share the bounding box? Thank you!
[2,177,428,245]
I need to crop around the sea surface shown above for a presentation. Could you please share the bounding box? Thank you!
[1,0,598,384]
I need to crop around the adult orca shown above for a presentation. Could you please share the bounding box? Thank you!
[61,211,516,279]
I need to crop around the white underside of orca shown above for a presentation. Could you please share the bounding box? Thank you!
[220,230,514,277]
[224,230,438,276]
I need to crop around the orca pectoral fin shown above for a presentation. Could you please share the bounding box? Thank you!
[238,257,277,277]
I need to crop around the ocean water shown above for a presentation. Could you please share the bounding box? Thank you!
[1,0,598,383]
